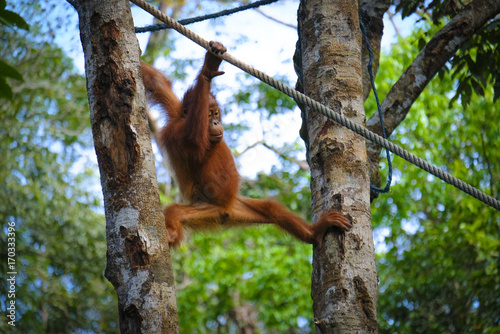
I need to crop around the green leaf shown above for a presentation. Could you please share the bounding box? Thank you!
[0,8,29,30]
[0,60,23,80]
[470,78,484,96]
[462,80,472,107]
[418,37,426,51]
[494,72,500,101]
[0,76,13,99]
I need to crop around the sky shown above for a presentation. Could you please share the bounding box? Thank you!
[61,1,418,180]
[122,1,417,177]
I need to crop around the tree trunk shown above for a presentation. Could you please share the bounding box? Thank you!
[298,1,378,333]
[70,0,179,332]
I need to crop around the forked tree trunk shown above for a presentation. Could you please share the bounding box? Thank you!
[70,0,179,332]
[298,0,378,332]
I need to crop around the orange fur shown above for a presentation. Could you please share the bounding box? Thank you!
[141,42,351,248]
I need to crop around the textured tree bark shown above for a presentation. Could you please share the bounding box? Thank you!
[298,0,378,333]
[70,0,179,332]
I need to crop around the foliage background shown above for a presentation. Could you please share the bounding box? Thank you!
[0,1,118,333]
[0,0,498,333]
[370,22,500,333]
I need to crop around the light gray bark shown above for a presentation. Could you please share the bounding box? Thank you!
[298,0,378,332]
[70,0,179,332]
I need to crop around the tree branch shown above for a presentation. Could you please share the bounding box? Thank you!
[367,0,500,139]
[366,0,500,189]
[254,8,296,29]
[235,140,310,171]
[261,142,309,171]
[233,140,264,158]
[387,10,402,37]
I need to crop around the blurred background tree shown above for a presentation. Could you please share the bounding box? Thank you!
[369,22,500,333]
[0,1,118,333]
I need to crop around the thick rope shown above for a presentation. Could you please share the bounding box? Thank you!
[135,0,279,34]
[129,0,500,212]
